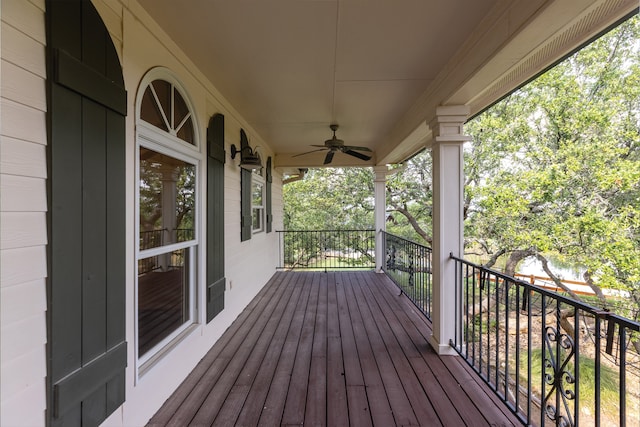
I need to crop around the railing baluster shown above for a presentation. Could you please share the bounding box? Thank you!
[471,263,476,365]
[448,254,640,427]
[276,229,376,270]
[575,308,580,427]
[541,293,547,427]
[595,314,601,427]
[620,325,626,427]
[515,280,521,415]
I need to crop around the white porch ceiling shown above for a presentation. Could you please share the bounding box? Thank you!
[138,0,637,170]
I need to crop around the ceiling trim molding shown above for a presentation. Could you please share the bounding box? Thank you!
[378,0,638,165]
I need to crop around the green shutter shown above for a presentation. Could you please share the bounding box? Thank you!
[266,156,273,233]
[240,129,253,241]
[207,114,226,322]
[47,0,127,425]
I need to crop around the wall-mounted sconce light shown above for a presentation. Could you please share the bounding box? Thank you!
[230,144,262,171]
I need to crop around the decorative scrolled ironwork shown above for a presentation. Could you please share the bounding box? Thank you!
[543,325,576,427]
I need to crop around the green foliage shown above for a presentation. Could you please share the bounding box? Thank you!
[526,349,620,416]
[464,15,640,307]
[283,167,374,230]
[386,155,433,242]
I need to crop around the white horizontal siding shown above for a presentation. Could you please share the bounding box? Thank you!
[0,0,48,425]
[1,22,46,78]
[0,379,46,427]
[0,136,47,178]
[1,59,47,110]
[0,278,47,324]
[0,175,47,212]
[1,98,47,143]
[0,346,46,398]
[0,313,46,364]
[0,212,47,250]
[1,0,45,44]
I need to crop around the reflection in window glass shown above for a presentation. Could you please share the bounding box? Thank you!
[140,86,168,132]
[252,179,264,232]
[139,80,195,145]
[139,147,195,249]
[176,116,194,144]
[137,248,191,356]
[152,80,172,120]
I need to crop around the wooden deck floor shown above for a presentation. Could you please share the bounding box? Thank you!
[147,271,521,426]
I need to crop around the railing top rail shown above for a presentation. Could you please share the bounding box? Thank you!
[276,229,375,232]
[450,253,640,331]
[382,230,432,252]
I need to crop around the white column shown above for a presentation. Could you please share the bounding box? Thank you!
[373,165,388,273]
[160,166,179,269]
[429,105,471,355]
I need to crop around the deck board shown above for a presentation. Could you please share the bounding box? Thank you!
[148,271,522,426]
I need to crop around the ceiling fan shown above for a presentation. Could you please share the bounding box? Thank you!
[293,124,372,165]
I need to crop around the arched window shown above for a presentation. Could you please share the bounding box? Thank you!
[135,69,200,371]
[140,79,195,144]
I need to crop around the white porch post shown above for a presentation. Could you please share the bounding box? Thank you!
[429,105,471,355]
[160,166,179,269]
[373,165,388,272]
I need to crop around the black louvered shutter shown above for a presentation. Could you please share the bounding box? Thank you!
[207,114,226,322]
[47,0,127,425]
[266,157,273,233]
[240,129,253,241]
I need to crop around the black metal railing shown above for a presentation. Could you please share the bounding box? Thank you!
[451,254,640,426]
[276,229,375,270]
[139,228,194,274]
[175,228,194,242]
[382,231,432,320]
[140,228,166,250]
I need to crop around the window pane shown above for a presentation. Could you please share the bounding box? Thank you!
[140,86,168,132]
[252,182,263,206]
[253,207,263,231]
[151,80,171,123]
[174,88,195,145]
[176,116,195,145]
[139,147,195,248]
[138,248,191,356]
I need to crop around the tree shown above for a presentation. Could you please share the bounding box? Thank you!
[463,15,640,315]
[283,167,374,230]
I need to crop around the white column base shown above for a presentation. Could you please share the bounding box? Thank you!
[428,334,458,356]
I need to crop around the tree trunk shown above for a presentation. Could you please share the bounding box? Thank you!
[389,203,432,245]
[535,254,582,301]
[582,270,607,305]
[558,308,576,337]
[504,249,536,276]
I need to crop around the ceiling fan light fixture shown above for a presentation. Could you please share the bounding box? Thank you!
[291,124,373,164]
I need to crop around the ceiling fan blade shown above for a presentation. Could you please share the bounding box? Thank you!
[310,144,328,148]
[292,148,327,158]
[324,150,335,165]
[343,145,372,152]
[344,149,372,161]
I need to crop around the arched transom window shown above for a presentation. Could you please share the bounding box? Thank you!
[140,79,195,145]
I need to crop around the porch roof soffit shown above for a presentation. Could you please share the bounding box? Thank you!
[377,0,638,165]
[134,0,638,171]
